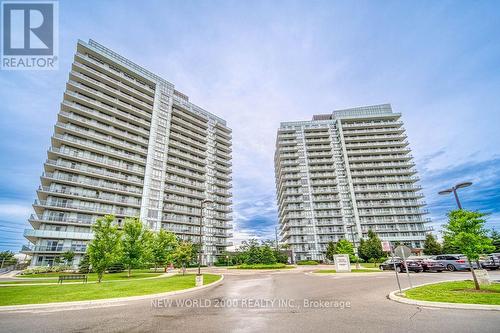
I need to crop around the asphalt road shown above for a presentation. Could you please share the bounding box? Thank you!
[0,268,499,333]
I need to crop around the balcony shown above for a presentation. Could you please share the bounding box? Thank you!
[346,147,411,156]
[168,148,206,165]
[342,120,403,129]
[70,71,153,119]
[21,245,87,254]
[169,131,206,150]
[33,199,140,216]
[41,171,144,196]
[167,157,206,173]
[37,186,142,207]
[53,134,147,164]
[171,115,207,136]
[60,101,150,137]
[345,140,409,149]
[48,147,145,176]
[55,122,148,155]
[343,133,407,143]
[73,61,154,103]
[66,82,151,128]
[342,127,405,136]
[45,159,144,184]
[24,229,93,241]
[170,124,207,144]
[75,52,155,95]
[28,214,94,229]
[348,154,413,162]
[351,176,419,184]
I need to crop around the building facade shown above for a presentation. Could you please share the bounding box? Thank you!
[23,40,232,267]
[274,104,430,262]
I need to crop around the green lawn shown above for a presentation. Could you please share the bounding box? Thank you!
[356,263,382,268]
[15,269,161,282]
[232,263,294,269]
[404,281,500,305]
[0,274,220,306]
[315,269,382,273]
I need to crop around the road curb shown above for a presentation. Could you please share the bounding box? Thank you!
[0,274,224,313]
[388,279,500,311]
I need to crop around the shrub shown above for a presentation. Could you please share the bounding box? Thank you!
[20,265,72,275]
[297,260,319,265]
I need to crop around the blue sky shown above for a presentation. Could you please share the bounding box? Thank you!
[1,0,500,251]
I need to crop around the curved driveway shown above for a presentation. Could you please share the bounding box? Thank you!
[0,267,499,333]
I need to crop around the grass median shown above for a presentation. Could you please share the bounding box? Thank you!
[315,269,381,274]
[404,280,500,305]
[12,269,162,283]
[0,273,220,306]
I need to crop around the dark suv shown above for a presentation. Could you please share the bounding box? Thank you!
[379,258,423,273]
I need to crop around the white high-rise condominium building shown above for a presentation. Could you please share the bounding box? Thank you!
[23,40,232,267]
[274,104,430,261]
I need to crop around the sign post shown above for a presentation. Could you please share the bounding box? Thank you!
[334,254,351,273]
[395,245,413,289]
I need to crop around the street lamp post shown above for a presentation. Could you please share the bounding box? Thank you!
[346,225,361,269]
[197,198,213,286]
[438,182,472,209]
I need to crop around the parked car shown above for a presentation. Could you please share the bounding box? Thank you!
[490,253,500,262]
[433,254,470,271]
[479,255,500,270]
[379,258,423,273]
[413,258,445,272]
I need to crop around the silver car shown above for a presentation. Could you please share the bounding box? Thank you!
[433,254,470,271]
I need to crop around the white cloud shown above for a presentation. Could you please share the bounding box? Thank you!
[0,203,31,219]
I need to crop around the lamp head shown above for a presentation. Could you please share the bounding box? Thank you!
[438,189,453,195]
[456,182,472,189]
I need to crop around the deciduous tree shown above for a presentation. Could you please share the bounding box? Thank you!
[173,241,194,275]
[151,229,178,271]
[442,210,495,290]
[87,215,122,282]
[121,218,150,277]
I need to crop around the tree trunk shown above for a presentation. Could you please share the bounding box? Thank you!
[182,263,186,275]
[468,259,480,290]
[154,263,157,272]
[128,267,131,278]
[98,271,103,283]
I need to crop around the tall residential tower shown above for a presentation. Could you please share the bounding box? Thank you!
[23,40,232,267]
[274,104,429,261]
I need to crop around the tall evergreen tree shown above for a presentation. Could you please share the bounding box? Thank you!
[359,230,384,266]
[423,234,442,255]
[325,241,336,261]
[490,230,500,252]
